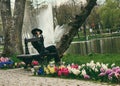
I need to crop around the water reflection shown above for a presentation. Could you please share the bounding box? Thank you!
[66,37,120,55]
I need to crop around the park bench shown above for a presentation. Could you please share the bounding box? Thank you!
[17,38,56,66]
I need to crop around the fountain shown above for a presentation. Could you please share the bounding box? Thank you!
[22,1,55,54]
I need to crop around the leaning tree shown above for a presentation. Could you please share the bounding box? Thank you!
[0,0,97,57]
[56,0,97,57]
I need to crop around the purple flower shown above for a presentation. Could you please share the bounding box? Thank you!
[116,68,120,73]
[112,67,120,72]
[100,68,105,73]
[105,69,112,74]
[108,72,114,77]
[38,67,44,75]
[98,73,106,76]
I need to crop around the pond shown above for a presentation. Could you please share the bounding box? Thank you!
[66,37,120,55]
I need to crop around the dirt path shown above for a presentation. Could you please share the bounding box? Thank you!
[0,68,119,86]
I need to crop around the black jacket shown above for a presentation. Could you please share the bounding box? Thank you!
[31,35,45,56]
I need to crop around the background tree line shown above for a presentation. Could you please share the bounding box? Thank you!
[54,0,120,35]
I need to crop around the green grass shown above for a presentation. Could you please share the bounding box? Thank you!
[62,53,120,66]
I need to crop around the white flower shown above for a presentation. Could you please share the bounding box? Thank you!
[31,68,35,73]
[34,66,40,70]
[71,68,80,75]
[49,61,55,66]
[92,66,95,70]
[49,61,55,64]
[111,63,115,67]
[71,63,74,65]
[67,65,72,73]
[94,68,99,72]
[78,66,81,70]
[89,60,95,68]
[61,61,65,65]
[101,63,108,70]
[96,62,101,67]
[81,64,85,67]
[86,63,90,67]
[81,69,86,76]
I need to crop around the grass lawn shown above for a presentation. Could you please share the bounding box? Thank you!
[62,53,120,66]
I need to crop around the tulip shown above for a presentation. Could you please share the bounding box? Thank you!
[32,60,39,66]
[58,70,62,76]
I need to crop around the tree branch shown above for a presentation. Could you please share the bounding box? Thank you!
[56,0,97,57]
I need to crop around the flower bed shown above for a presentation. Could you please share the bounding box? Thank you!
[0,57,25,69]
[31,60,120,83]
[0,57,14,68]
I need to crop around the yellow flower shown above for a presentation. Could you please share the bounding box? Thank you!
[44,67,50,74]
[49,67,55,74]
[47,65,55,74]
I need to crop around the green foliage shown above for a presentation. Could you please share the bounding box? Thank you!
[62,53,120,66]
[10,54,21,63]
[99,0,120,30]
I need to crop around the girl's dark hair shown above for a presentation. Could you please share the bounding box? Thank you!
[31,28,43,35]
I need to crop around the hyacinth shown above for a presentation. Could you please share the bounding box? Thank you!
[0,57,14,68]
[38,67,44,75]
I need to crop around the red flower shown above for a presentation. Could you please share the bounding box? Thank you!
[32,60,39,66]
[54,66,59,72]
[71,64,78,69]
[58,71,62,76]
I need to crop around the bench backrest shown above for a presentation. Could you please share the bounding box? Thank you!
[24,38,40,54]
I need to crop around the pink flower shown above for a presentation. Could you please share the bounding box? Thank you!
[116,68,120,73]
[115,72,120,79]
[112,67,120,72]
[105,69,112,74]
[58,71,62,76]
[98,73,106,76]
[100,68,105,73]
[0,57,5,62]
[84,74,90,79]
[108,72,114,77]
[71,64,78,69]
[62,68,69,76]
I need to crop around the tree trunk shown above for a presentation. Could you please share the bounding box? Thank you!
[0,0,26,56]
[0,0,13,56]
[56,0,97,57]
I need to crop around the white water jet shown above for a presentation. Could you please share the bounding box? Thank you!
[22,1,56,54]
[36,2,55,47]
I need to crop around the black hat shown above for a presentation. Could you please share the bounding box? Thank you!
[31,28,43,35]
